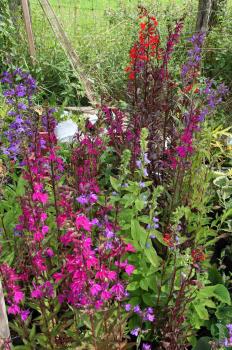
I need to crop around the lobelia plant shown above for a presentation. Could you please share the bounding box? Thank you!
[0,70,139,350]
[100,9,230,350]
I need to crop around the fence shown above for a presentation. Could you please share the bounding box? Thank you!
[4,0,232,104]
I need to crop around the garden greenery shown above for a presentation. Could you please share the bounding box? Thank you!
[0,9,232,350]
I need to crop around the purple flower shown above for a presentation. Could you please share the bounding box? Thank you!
[105,228,115,239]
[76,195,89,205]
[143,168,148,177]
[17,102,27,110]
[142,344,151,350]
[89,193,98,203]
[144,153,151,164]
[20,309,30,321]
[136,160,142,169]
[124,303,131,312]
[130,327,140,336]
[139,181,145,188]
[91,218,99,226]
[149,234,156,239]
[227,324,232,334]
[133,305,141,314]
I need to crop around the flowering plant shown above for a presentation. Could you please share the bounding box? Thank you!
[0,9,231,350]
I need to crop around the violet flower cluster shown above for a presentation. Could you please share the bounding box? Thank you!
[224,324,232,347]
[1,69,37,159]
[167,32,228,169]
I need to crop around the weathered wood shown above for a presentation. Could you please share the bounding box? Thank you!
[38,0,97,106]
[65,106,97,115]
[196,0,212,32]
[21,0,36,65]
[0,281,11,349]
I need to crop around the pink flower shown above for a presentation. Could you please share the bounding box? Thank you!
[75,215,92,231]
[60,231,73,246]
[31,287,43,299]
[20,309,30,321]
[110,283,125,298]
[32,191,48,205]
[53,272,64,283]
[13,290,24,303]
[42,225,49,234]
[8,304,20,315]
[40,212,47,221]
[101,290,112,300]
[95,300,103,309]
[57,214,67,227]
[90,284,102,296]
[125,243,136,252]
[34,231,44,242]
[176,146,188,158]
[45,248,54,257]
[107,270,117,280]
[125,264,135,275]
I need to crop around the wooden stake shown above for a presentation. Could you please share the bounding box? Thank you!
[21,0,36,65]
[38,0,97,106]
[0,281,11,349]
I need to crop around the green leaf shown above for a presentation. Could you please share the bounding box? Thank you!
[29,324,36,341]
[208,267,223,285]
[110,176,121,191]
[135,199,145,211]
[142,293,155,306]
[144,244,160,268]
[139,278,149,291]
[193,337,211,350]
[213,284,231,305]
[131,219,147,247]
[215,305,232,322]
[213,176,229,187]
[16,176,26,196]
[36,334,48,347]
[127,281,139,291]
[122,194,135,208]
[221,208,232,223]
[193,303,209,320]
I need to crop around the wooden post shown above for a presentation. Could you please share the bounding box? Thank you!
[21,0,36,65]
[38,0,97,106]
[0,281,11,349]
[196,0,212,32]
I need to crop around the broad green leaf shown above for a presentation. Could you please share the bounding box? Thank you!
[215,305,232,321]
[213,284,231,305]
[208,267,223,285]
[110,176,121,191]
[135,199,145,211]
[193,303,209,320]
[193,337,211,350]
[127,281,139,291]
[144,244,160,268]
[142,293,155,306]
[213,176,229,188]
[131,219,147,247]
[139,278,149,291]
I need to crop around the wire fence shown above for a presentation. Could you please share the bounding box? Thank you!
[12,0,232,100]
